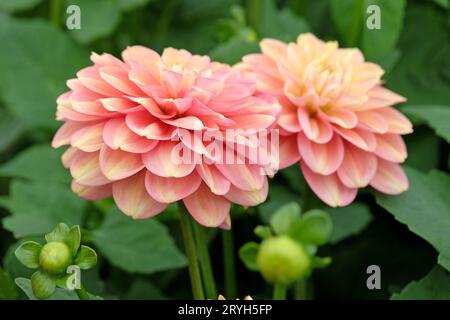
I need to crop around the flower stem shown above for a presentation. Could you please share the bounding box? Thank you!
[50,0,63,28]
[294,280,307,300]
[75,286,90,300]
[178,202,205,300]
[192,221,217,299]
[273,283,287,300]
[222,230,237,299]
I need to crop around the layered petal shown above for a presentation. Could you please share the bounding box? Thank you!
[370,159,408,194]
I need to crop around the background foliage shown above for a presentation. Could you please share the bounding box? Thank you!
[0,0,449,300]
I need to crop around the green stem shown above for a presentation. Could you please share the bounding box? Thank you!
[294,280,307,300]
[178,202,205,300]
[273,283,287,300]
[246,0,261,36]
[75,286,90,300]
[222,230,237,299]
[192,221,217,299]
[50,0,63,28]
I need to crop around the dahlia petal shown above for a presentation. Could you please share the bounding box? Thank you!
[100,97,142,113]
[126,111,174,140]
[52,121,88,148]
[260,39,288,61]
[61,147,80,168]
[334,127,376,152]
[72,181,112,201]
[374,133,407,163]
[224,178,268,206]
[162,116,204,130]
[99,146,145,180]
[298,108,333,143]
[228,114,275,131]
[278,135,301,169]
[183,183,231,228]
[128,97,176,119]
[337,143,378,188]
[145,171,201,203]
[57,105,107,122]
[219,214,232,230]
[370,159,408,194]
[103,118,157,153]
[278,112,301,133]
[99,66,143,96]
[196,163,230,195]
[301,161,357,207]
[112,171,167,219]
[326,108,358,129]
[143,140,196,178]
[122,46,161,79]
[356,110,389,134]
[77,66,122,97]
[215,162,264,191]
[297,132,344,175]
[70,122,105,152]
[70,151,110,186]
[356,86,406,110]
[377,107,413,134]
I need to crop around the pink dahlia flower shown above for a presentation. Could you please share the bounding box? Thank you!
[52,47,279,228]
[240,33,413,207]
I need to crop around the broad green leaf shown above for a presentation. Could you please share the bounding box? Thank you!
[125,279,168,300]
[391,267,450,300]
[289,209,332,246]
[386,2,450,105]
[16,278,101,300]
[0,145,70,183]
[74,245,97,270]
[14,241,42,269]
[331,0,405,60]
[0,267,18,300]
[91,207,186,274]
[403,105,450,143]
[376,168,450,271]
[430,0,449,9]
[31,271,56,299]
[209,36,258,65]
[0,113,25,153]
[2,180,86,238]
[404,129,440,172]
[239,242,259,271]
[327,203,373,244]
[0,0,42,13]
[270,202,301,235]
[45,223,70,243]
[0,15,88,129]
[64,226,81,256]
[65,0,122,44]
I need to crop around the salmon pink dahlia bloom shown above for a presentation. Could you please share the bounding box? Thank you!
[240,33,413,207]
[52,47,279,228]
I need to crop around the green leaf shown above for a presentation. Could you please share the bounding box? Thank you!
[254,225,272,239]
[15,278,100,300]
[331,0,405,60]
[91,207,186,274]
[0,145,71,183]
[0,15,88,129]
[0,113,25,153]
[45,223,70,243]
[74,245,97,270]
[14,241,42,269]
[65,0,122,44]
[327,203,373,244]
[239,242,259,271]
[403,105,450,143]
[270,202,301,235]
[209,36,259,65]
[64,226,81,256]
[290,209,332,246]
[311,256,332,269]
[2,180,85,238]
[31,271,56,299]
[125,279,168,300]
[391,267,450,300]
[259,183,300,223]
[0,0,42,13]
[430,0,449,9]
[0,267,18,300]
[376,168,450,271]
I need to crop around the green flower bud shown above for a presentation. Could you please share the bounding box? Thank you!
[39,241,72,274]
[256,235,311,285]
